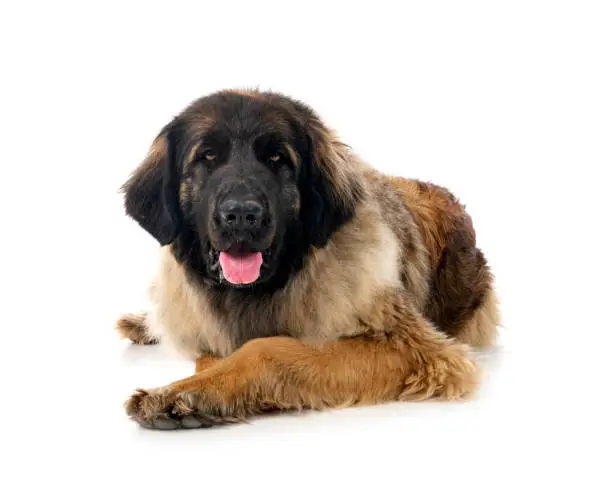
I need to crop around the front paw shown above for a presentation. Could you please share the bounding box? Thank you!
[124,387,240,430]
[401,343,480,401]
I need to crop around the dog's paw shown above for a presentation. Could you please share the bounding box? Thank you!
[124,388,241,430]
[116,313,158,345]
[401,343,480,401]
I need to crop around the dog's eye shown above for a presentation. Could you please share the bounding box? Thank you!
[268,152,282,162]
[202,149,216,161]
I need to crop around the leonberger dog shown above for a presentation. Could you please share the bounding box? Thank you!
[117,89,500,430]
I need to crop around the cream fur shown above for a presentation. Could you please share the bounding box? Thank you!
[145,196,405,360]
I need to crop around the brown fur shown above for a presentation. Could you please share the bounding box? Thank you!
[123,225,491,428]
[125,294,478,429]
[194,355,221,373]
[387,177,471,267]
[386,176,496,338]
[119,89,499,429]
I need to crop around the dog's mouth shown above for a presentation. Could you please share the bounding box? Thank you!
[209,245,273,285]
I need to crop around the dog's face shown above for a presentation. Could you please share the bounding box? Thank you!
[123,90,362,289]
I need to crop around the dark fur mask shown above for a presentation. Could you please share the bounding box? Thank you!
[122,90,363,292]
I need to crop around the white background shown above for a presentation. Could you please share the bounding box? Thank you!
[1,1,610,476]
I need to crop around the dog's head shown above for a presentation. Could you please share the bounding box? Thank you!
[123,90,363,289]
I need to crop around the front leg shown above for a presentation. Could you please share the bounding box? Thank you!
[124,293,479,430]
[194,354,222,373]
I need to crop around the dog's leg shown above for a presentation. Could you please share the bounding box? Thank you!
[116,313,158,345]
[124,293,478,429]
[195,355,222,373]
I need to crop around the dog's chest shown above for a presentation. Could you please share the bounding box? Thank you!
[148,285,364,361]
[146,270,369,361]
[147,248,296,359]
[147,212,402,361]
[147,280,309,360]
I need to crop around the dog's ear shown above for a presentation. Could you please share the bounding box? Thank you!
[298,120,364,248]
[122,120,183,245]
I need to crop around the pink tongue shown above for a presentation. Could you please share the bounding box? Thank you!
[219,251,263,285]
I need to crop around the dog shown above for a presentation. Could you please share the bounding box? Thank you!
[117,89,500,430]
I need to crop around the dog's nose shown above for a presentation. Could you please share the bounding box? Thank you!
[219,199,264,229]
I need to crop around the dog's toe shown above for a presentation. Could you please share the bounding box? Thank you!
[152,417,180,430]
[180,415,208,429]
